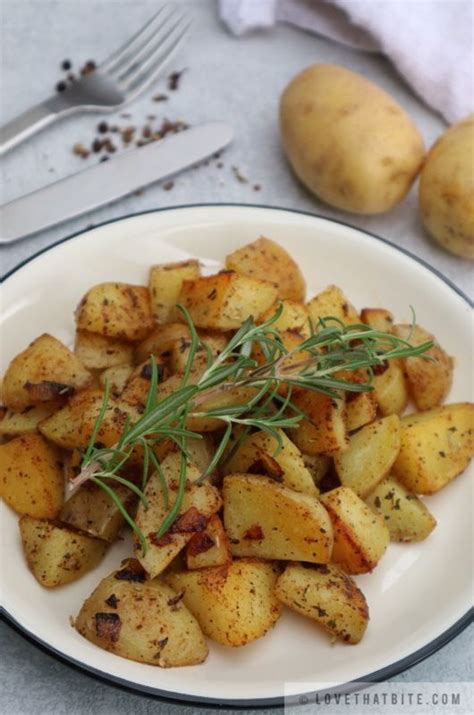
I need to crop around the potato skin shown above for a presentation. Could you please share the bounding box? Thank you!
[419,115,474,258]
[280,64,424,214]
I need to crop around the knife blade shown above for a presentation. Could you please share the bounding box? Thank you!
[0,121,234,243]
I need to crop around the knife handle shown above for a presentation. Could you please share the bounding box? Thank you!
[0,97,63,156]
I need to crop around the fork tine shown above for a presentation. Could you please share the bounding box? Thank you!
[119,18,192,97]
[114,8,185,82]
[101,5,171,74]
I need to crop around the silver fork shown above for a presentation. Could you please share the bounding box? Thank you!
[0,5,191,156]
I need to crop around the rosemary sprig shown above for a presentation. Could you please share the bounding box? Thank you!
[73,304,432,551]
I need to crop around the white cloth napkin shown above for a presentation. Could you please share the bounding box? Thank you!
[219,0,474,123]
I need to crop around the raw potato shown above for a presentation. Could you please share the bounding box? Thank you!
[2,334,92,411]
[135,452,222,578]
[186,514,232,570]
[173,272,278,330]
[307,285,359,326]
[76,562,208,666]
[419,115,474,258]
[224,428,319,496]
[225,237,306,302]
[275,562,369,644]
[321,487,390,574]
[60,482,137,542]
[223,474,333,563]
[19,516,107,587]
[149,260,201,323]
[165,559,283,647]
[0,433,64,518]
[334,415,401,497]
[288,389,347,455]
[75,282,155,341]
[392,403,474,494]
[0,401,63,436]
[366,476,436,542]
[74,330,134,370]
[280,64,425,214]
[393,324,453,410]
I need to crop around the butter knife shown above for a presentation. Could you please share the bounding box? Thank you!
[0,121,233,243]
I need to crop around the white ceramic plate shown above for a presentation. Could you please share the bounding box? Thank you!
[1,205,472,707]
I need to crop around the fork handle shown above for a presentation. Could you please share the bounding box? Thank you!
[0,98,64,156]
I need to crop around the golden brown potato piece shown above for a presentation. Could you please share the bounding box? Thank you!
[99,364,134,396]
[39,388,140,450]
[223,474,333,563]
[135,452,222,578]
[19,516,107,587]
[259,300,311,336]
[373,360,409,416]
[275,562,369,644]
[167,332,228,374]
[0,401,63,436]
[186,514,232,570]
[134,323,192,363]
[149,260,201,323]
[2,334,92,411]
[360,308,394,332]
[0,434,64,518]
[120,356,169,408]
[360,311,408,415]
[76,561,208,666]
[225,237,306,302]
[338,369,377,432]
[224,428,319,496]
[174,272,278,330]
[74,331,134,370]
[392,403,474,494]
[75,282,155,342]
[345,392,377,432]
[165,559,283,647]
[365,476,436,542]
[301,453,332,486]
[306,285,359,327]
[185,436,218,479]
[60,482,137,542]
[321,486,389,574]
[153,366,256,432]
[334,415,401,497]
[393,324,453,410]
[419,115,474,258]
[288,389,347,455]
[280,64,424,214]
